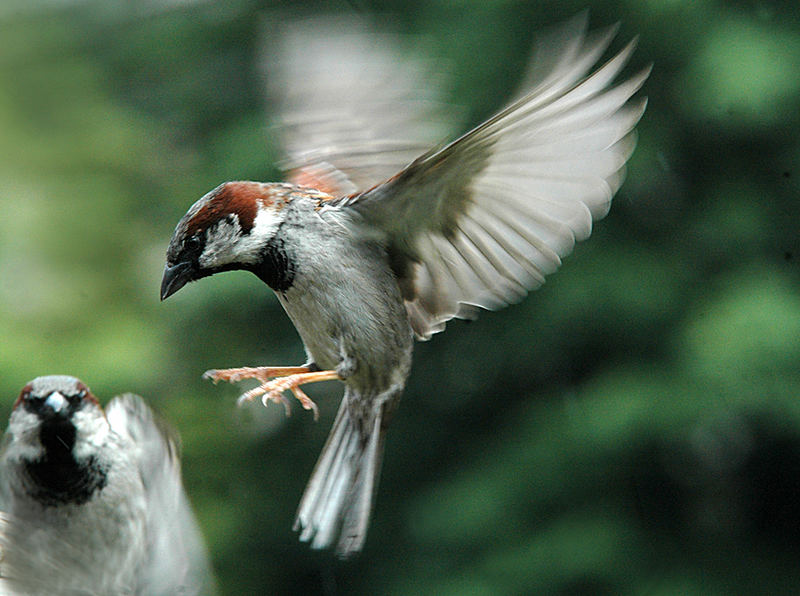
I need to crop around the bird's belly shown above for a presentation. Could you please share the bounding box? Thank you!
[1,489,147,594]
[276,278,414,392]
[276,290,341,370]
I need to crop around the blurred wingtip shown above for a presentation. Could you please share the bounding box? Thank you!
[260,11,461,194]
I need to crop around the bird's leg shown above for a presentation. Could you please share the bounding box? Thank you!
[239,370,340,420]
[202,365,312,384]
[203,366,340,421]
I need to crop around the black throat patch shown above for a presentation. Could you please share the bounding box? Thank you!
[252,234,295,292]
[24,419,108,507]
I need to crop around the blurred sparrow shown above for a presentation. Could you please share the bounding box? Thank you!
[161,15,650,557]
[0,375,215,595]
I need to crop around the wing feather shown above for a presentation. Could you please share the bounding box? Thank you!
[264,15,457,196]
[106,395,215,595]
[329,18,649,338]
[268,14,649,339]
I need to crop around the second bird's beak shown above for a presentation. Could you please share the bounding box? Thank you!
[160,262,194,300]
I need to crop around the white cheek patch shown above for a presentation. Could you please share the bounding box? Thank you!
[6,410,46,461]
[199,218,243,268]
[199,208,283,268]
[3,405,110,464]
[72,407,111,459]
[252,206,283,239]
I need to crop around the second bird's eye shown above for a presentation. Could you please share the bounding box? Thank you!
[25,395,43,408]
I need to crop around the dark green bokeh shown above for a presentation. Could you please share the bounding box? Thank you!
[1,0,799,594]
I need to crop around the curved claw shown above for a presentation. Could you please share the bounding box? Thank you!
[209,367,338,420]
[202,369,221,384]
[290,385,320,421]
[262,391,293,417]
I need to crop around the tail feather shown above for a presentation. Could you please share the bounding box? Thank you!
[337,412,385,555]
[294,392,387,557]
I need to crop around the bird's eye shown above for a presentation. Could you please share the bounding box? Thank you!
[77,390,87,399]
[184,235,202,253]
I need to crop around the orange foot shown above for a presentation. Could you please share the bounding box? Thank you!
[202,366,340,421]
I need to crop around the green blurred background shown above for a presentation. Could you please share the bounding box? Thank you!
[1,0,799,594]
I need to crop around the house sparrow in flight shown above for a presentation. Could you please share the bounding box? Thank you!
[0,375,215,595]
[161,15,649,557]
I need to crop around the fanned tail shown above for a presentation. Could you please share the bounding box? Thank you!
[293,389,388,558]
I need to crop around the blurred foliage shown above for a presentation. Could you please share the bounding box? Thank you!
[1,0,799,594]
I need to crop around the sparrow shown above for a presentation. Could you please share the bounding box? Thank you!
[0,375,215,595]
[161,15,650,557]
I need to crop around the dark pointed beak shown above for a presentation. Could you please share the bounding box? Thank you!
[160,261,194,300]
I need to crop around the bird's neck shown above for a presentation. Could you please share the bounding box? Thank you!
[251,236,296,292]
[22,420,108,507]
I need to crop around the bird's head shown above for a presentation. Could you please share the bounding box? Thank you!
[9,375,105,461]
[160,181,290,300]
[5,376,112,507]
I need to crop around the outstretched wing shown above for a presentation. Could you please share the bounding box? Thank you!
[329,14,650,339]
[263,14,457,196]
[106,395,216,596]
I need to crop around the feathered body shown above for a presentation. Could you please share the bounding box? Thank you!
[161,15,650,556]
[0,376,214,595]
